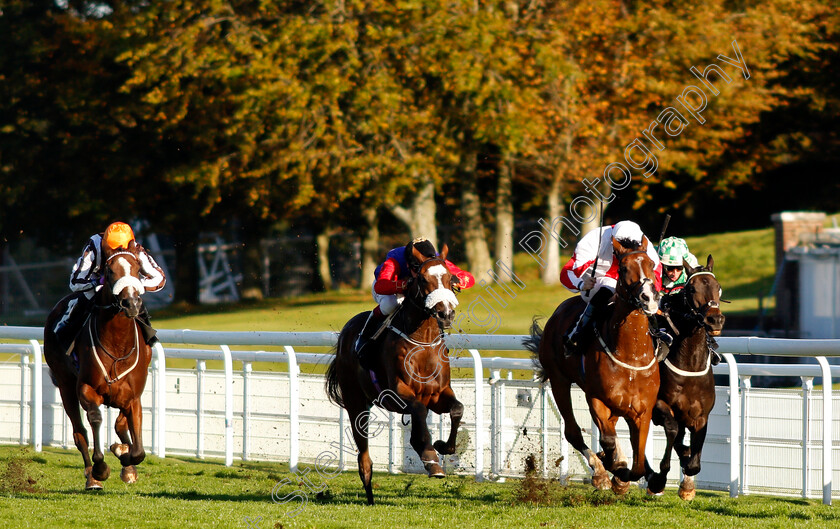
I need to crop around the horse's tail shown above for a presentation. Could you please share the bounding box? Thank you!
[325,344,344,408]
[523,316,547,383]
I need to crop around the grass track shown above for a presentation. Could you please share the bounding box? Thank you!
[1,446,838,529]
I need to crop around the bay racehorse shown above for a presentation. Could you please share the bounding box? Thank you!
[645,255,725,499]
[44,244,152,490]
[525,236,661,494]
[326,244,464,505]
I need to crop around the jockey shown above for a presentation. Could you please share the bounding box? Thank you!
[354,237,475,365]
[657,236,721,365]
[52,222,167,354]
[560,220,667,358]
[658,237,699,296]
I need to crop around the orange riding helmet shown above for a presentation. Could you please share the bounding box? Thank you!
[103,222,135,250]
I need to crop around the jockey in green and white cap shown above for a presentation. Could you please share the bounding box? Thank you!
[658,237,699,295]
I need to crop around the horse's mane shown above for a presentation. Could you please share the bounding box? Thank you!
[615,237,642,251]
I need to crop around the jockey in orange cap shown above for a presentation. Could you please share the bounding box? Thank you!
[52,222,167,354]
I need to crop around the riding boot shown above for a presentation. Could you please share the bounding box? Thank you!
[563,303,596,358]
[649,316,674,362]
[355,307,386,369]
[563,288,612,358]
[137,303,158,347]
[53,294,91,355]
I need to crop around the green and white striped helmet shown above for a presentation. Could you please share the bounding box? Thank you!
[658,237,691,267]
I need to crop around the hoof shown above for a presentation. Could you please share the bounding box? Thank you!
[92,462,110,482]
[679,480,696,501]
[110,443,130,458]
[646,488,664,497]
[433,440,454,455]
[592,472,611,491]
[611,476,630,495]
[423,461,445,478]
[121,465,138,484]
[646,473,667,495]
[84,468,103,490]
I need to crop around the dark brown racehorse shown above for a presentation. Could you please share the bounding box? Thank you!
[44,243,152,490]
[645,255,725,500]
[525,236,661,494]
[326,245,464,505]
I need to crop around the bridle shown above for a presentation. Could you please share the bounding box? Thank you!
[99,251,144,316]
[681,270,722,331]
[404,257,452,318]
[615,250,656,311]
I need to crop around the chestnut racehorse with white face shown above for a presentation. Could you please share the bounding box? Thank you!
[44,242,152,490]
[526,236,661,494]
[326,244,465,505]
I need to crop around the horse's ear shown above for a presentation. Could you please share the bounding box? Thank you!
[412,245,426,264]
[640,236,649,252]
[612,237,624,256]
[706,254,714,272]
[683,258,697,275]
[439,244,449,261]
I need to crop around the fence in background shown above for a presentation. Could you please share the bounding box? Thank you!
[0,327,838,505]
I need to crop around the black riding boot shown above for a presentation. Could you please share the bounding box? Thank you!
[354,309,385,369]
[649,317,674,362]
[53,294,92,355]
[563,288,612,358]
[137,303,158,346]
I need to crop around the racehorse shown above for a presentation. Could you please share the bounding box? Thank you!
[525,236,661,494]
[44,244,152,490]
[325,244,464,505]
[645,255,725,500]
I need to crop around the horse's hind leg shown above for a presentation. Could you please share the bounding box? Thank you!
[549,378,609,490]
[408,401,443,478]
[348,407,375,505]
[55,380,97,489]
[79,385,110,485]
[647,400,678,495]
[429,387,463,456]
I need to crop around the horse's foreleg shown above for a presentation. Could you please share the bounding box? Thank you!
[647,401,678,495]
[408,401,443,478]
[683,422,707,476]
[621,413,653,485]
[79,385,110,486]
[110,411,131,468]
[56,381,94,487]
[430,388,463,456]
[112,399,144,484]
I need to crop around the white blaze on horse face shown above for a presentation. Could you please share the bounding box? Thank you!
[424,264,459,311]
[111,256,145,297]
[637,259,658,315]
